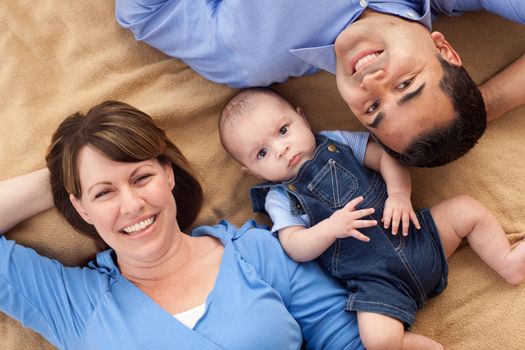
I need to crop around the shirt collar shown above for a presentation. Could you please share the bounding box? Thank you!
[290,2,431,74]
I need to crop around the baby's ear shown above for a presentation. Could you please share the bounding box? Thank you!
[296,106,312,128]
[241,165,264,180]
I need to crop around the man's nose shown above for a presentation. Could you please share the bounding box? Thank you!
[360,69,386,92]
[120,187,145,215]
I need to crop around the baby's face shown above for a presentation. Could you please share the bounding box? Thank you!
[224,94,316,182]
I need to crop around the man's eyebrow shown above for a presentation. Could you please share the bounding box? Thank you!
[397,83,425,105]
[367,111,384,129]
[367,83,426,129]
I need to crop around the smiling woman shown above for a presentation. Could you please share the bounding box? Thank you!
[0,101,363,350]
[46,101,203,241]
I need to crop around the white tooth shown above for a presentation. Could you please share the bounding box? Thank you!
[123,216,155,234]
[355,53,379,72]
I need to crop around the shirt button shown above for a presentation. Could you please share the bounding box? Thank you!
[406,11,415,18]
[288,184,297,191]
[328,144,337,152]
[359,0,367,8]
[296,204,302,209]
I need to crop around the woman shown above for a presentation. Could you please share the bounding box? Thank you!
[0,101,363,349]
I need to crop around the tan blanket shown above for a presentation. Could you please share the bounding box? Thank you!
[1,2,524,349]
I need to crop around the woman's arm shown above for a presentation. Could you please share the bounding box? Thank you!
[227,221,364,349]
[0,168,54,233]
[287,259,364,349]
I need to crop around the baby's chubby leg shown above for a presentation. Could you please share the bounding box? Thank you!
[431,195,525,285]
[357,312,444,350]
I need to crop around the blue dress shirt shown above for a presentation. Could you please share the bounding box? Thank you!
[0,221,363,349]
[115,0,524,88]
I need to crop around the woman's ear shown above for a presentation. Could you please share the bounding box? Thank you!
[163,163,175,190]
[69,194,93,224]
[431,31,462,67]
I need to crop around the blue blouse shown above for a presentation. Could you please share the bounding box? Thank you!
[0,220,363,349]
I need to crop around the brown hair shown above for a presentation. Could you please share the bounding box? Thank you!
[45,101,203,240]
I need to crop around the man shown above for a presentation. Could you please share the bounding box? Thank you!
[334,9,524,166]
[116,0,524,166]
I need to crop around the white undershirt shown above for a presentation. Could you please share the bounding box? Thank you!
[173,304,206,329]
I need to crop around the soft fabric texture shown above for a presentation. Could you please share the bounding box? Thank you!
[0,2,524,349]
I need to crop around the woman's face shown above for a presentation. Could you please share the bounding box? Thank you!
[70,146,180,266]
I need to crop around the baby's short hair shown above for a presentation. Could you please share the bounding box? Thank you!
[219,87,283,153]
[220,88,274,127]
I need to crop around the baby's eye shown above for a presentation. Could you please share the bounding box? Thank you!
[257,148,268,159]
[366,100,380,114]
[396,79,412,90]
[279,125,288,136]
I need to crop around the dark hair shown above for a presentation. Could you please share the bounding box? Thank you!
[381,55,487,167]
[45,101,203,240]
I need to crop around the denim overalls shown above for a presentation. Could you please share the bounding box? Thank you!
[250,134,448,327]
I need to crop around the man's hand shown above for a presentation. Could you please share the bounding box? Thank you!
[383,193,420,236]
[326,196,377,242]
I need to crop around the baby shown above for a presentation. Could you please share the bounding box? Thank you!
[219,88,525,350]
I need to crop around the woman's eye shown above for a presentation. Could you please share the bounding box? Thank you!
[279,125,288,136]
[94,190,110,199]
[366,100,380,114]
[396,79,412,90]
[257,148,268,159]
[134,174,152,184]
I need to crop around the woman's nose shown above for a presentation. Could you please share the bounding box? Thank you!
[120,187,145,215]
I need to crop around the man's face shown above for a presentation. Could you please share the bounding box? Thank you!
[335,11,459,153]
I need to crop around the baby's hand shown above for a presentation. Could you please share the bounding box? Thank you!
[327,196,377,242]
[383,193,420,236]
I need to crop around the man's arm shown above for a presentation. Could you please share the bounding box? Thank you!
[480,54,525,122]
[0,168,54,233]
